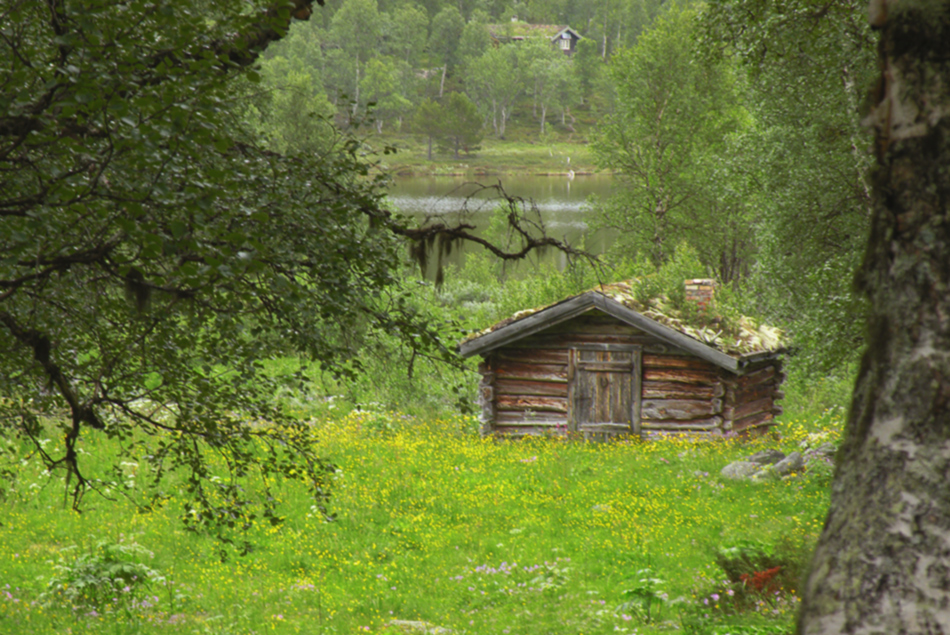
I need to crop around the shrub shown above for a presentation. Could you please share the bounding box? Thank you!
[39,539,166,612]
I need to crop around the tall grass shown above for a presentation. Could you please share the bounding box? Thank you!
[0,410,840,634]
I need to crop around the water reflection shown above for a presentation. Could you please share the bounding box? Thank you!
[385,174,615,273]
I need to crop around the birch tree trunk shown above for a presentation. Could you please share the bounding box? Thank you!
[798,3,950,633]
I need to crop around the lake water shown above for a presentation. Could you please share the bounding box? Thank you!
[385,174,616,272]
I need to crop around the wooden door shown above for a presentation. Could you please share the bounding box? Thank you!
[568,348,641,440]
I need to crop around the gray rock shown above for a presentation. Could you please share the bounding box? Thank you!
[747,449,786,465]
[772,451,804,476]
[804,443,837,468]
[721,461,761,480]
[814,442,837,457]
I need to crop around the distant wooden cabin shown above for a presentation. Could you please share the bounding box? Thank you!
[459,280,786,440]
[487,21,583,55]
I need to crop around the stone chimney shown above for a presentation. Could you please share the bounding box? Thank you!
[684,278,716,309]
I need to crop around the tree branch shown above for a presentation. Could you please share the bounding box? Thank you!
[0,0,322,141]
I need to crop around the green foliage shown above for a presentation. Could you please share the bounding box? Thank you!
[458,14,493,72]
[466,44,523,137]
[251,56,338,154]
[414,93,484,158]
[701,0,877,372]
[385,3,430,65]
[39,540,167,612]
[429,5,466,69]
[592,4,754,278]
[572,37,603,99]
[715,540,781,586]
[617,567,669,624]
[0,0,485,551]
[780,363,855,424]
[361,56,416,132]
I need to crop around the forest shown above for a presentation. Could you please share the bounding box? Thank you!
[7,0,947,633]
[253,0,876,387]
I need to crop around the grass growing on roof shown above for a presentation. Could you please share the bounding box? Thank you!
[0,409,839,634]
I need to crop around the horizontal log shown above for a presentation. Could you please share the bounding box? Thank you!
[727,365,775,388]
[641,416,723,431]
[643,368,720,385]
[732,410,774,431]
[641,399,721,420]
[726,381,776,406]
[771,404,784,417]
[491,427,566,438]
[739,358,781,373]
[643,354,715,371]
[723,396,772,422]
[493,419,563,429]
[576,361,634,373]
[494,362,567,382]
[495,378,568,397]
[496,395,568,413]
[495,349,569,365]
[642,380,723,400]
[578,423,635,434]
[495,410,568,424]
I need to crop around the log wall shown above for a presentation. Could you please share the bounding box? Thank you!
[721,359,785,436]
[476,310,783,440]
[639,353,725,439]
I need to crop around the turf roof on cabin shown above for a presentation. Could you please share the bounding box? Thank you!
[464,280,785,358]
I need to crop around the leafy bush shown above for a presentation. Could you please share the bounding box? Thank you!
[617,567,670,624]
[39,539,166,612]
[715,540,782,586]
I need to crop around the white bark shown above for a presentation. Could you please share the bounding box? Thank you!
[798,3,950,633]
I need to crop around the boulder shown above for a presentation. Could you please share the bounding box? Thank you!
[722,450,808,482]
[772,451,804,476]
[721,461,761,480]
[747,449,786,465]
[804,442,838,467]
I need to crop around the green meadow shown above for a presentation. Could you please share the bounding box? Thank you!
[0,409,840,635]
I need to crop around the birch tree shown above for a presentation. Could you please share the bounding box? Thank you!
[591,5,747,269]
[799,3,950,632]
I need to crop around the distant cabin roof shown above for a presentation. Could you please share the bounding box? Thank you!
[487,22,582,41]
[459,280,785,373]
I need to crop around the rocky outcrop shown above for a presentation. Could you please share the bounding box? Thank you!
[721,443,835,482]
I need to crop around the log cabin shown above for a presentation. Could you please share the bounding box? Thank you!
[459,279,786,440]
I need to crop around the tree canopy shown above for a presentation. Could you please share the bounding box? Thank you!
[591,5,753,278]
[0,0,572,552]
